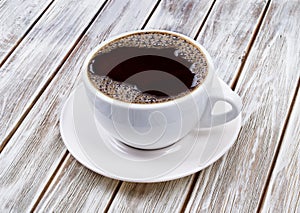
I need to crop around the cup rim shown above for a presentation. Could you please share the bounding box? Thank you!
[82,29,214,109]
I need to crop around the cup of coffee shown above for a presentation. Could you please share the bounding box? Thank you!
[82,30,242,150]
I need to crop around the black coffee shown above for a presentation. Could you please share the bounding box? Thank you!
[88,32,208,104]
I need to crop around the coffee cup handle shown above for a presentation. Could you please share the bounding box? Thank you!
[199,79,242,128]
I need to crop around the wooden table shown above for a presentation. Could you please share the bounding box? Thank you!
[1,0,299,212]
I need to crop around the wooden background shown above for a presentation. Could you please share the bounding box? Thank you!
[0,0,299,212]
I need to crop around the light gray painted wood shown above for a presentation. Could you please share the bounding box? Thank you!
[185,0,300,211]
[0,0,106,149]
[109,177,195,213]
[196,0,268,84]
[146,0,212,35]
[35,155,120,212]
[261,92,300,212]
[0,0,53,64]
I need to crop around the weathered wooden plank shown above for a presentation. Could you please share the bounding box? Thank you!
[0,0,53,64]
[34,155,120,212]
[109,0,269,212]
[185,0,300,211]
[108,177,195,213]
[0,0,107,150]
[261,92,300,212]
[146,0,211,35]
[0,0,159,211]
[196,0,268,84]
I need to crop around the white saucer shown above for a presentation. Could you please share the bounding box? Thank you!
[60,83,241,183]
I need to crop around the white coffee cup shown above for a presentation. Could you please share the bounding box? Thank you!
[82,30,242,150]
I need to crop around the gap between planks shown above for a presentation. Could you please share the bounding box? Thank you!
[0,0,55,68]
[193,0,217,43]
[102,181,123,213]
[231,0,272,90]
[179,174,198,213]
[140,0,162,30]
[257,78,300,212]
[30,150,69,212]
[0,0,110,153]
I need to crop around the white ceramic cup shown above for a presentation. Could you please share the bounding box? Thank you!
[82,30,242,150]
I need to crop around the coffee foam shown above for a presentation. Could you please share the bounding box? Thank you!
[88,32,208,104]
[89,74,178,103]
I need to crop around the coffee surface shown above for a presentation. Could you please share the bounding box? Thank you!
[88,32,208,104]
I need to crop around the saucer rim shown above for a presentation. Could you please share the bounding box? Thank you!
[59,83,242,183]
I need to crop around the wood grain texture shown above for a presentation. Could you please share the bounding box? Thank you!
[0,0,106,150]
[108,177,195,213]
[185,0,300,211]
[109,0,269,212]
[0,0,53,64]
[261,92,300,212]
[196,0,268,84]
[35,155,120,212]
[0,0,158,211]
[146,0,212,35]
